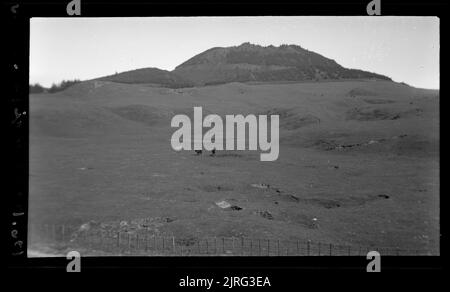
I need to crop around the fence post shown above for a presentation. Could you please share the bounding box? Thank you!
[162,237,165,254]
[128,233,131,253]
[172,236,176,254]
[106,230,110,252]
[136,233,140,251]
[241,237,244,256]
[100,230,103,248]
[145,233,148,252]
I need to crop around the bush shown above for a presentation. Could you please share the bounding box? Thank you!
[48,79,81,93]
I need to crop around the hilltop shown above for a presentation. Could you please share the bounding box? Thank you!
[174,42,391,86]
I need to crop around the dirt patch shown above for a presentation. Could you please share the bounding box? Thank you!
[286,194,301,202]
[230,205,243,211]
[346,107,398,121]
[273,191,391,209]
[307,198,341,209]
[311,134,409,152]
[346,107,423,121]
[302,194,391,209]
[347,88,378,97]
[260,108,320,130]
[256,210,274,220]
[313,139,340,151]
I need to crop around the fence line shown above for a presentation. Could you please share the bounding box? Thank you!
[28,223,431,256]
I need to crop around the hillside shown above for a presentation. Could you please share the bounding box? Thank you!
[29,79,439,255]
[97,67,194,88]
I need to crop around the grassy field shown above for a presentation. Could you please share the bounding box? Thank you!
[28,79,439,255]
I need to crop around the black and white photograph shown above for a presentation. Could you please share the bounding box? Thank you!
[27,16,439,257]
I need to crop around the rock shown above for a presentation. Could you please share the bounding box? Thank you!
[216,200,231,209]
[79,222,91,232]
[164,217,175,223]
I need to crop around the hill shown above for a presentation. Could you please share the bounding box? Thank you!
[173,42,392,86]
[88,42,392,88]
[97,67,194,88]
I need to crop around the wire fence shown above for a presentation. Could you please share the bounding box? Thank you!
[28,223,431,256]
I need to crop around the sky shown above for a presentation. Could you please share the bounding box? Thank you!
[30,17,439,89]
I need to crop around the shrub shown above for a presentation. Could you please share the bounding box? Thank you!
[48,79,81,93]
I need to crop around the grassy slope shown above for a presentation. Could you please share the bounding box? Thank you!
[29,79,439,253]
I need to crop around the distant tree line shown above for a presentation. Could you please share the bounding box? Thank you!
[29,79,81,94]
[29,83,46,94]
